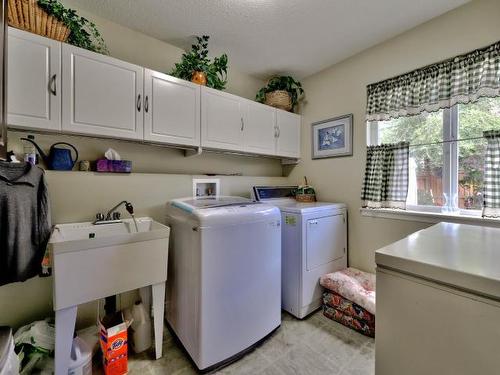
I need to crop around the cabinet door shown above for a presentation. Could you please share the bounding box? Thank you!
[144,70,200,147]
[243,100,277,155]
[7,27,61,131]
[62,44,143,140]
[276,110,301,158]
[201,87,244,151]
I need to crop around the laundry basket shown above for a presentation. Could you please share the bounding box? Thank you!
[8,0,70,42]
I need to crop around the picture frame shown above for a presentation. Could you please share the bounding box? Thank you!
[311,114,353,159]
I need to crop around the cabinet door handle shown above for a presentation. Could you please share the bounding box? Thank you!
[277,126,281,138]
[137,94,142,112]
[240,118,244,131]
[145,95,149,113]
[274,126,278,138]
[49,74,57,96]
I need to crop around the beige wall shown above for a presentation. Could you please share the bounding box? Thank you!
[286,0,500,272]
[0,4,280,329]
[61,0,264,100]
[0,172,289,328]
[3,0,499,329]
[8,0,276,176]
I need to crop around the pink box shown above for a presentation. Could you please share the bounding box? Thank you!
[96,159,132,173]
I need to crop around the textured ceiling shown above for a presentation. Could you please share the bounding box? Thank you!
[65,0,470,79]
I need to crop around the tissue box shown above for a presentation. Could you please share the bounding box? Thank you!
[96,159,132,173]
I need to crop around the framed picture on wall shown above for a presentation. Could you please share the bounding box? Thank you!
[311,114,353,159]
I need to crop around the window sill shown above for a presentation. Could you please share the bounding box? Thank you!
[360,207,500,228]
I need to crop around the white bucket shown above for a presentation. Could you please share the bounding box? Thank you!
[68,337,92,375]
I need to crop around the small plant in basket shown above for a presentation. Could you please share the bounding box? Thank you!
[256,76,304,112]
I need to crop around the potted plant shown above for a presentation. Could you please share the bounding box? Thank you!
[256,76,304,112]
[171,35,228,90]
[36,0,108,54]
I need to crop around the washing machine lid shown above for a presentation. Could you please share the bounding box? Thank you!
[168,196,279,226]
[253,186,345,213]
[171,196,258,212]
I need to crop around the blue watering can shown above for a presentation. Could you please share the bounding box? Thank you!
[20,137,79,171]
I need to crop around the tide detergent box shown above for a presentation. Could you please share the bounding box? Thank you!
[99,312,131,375]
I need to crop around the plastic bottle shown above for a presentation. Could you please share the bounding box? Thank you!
[23,135,36,165]
[130,301,152,353]
[68,337,92,375]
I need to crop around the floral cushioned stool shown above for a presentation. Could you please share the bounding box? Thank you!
[320,268,376,337]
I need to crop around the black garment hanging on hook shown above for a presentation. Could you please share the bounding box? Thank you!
[0,161,51,286]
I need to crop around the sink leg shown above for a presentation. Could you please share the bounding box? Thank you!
[55,306,78,375]
[152,282,165,359]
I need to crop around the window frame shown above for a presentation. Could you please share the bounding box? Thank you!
[367,104,483,217]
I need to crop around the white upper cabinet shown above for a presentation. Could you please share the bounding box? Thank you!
[6,29,301,159]
[7,27,61,131]
[144,69,200,146]
[201,86,301,158]
[62,44,144,140]
[276,110,301,158]
[242,99,277,156]
[201,86,244,152]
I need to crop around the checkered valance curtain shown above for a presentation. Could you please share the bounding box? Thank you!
[483,130,500,218]
[366,41,500,121]
[361,142,410,209]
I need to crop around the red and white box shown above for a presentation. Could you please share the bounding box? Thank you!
[99,312,131,375]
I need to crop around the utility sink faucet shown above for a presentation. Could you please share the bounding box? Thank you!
[94,200,135,225]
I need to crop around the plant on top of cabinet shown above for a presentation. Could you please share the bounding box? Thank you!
[171,35,228,90]
[36,0,109,54]
[256,76,304,112]
[8,0,70,42]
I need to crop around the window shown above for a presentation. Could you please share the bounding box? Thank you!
[367,97,500,215]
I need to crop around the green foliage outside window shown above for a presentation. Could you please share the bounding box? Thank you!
[377,97,500,209]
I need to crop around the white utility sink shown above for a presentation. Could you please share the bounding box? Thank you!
[49,217,169,253]
[49,217,170,375]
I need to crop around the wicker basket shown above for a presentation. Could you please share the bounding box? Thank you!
[8,0,70,42]
[265,90,292,112]
[295,194,316,203]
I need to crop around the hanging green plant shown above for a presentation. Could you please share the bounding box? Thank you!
[37,0,109,54]
[171,35,228,90]
[256,76,304,112]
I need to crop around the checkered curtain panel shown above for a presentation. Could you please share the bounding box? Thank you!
[483,130,500,218]
[361,142,410,209]
[366,41,500,121]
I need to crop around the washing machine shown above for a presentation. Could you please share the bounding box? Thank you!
[165,196,281,371]
[253,186,347,319]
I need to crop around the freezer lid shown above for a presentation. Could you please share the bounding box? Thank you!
[375,222,500,300]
